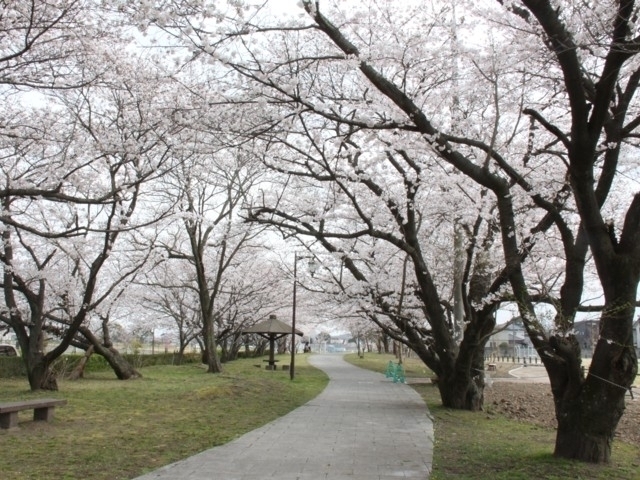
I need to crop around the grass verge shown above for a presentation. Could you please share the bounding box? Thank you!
[0,353,327,480]
[345,353,640,480]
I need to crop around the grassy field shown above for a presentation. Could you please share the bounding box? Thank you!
[0,354,328,480]
[345,353,640,480]
[3,352,638,480]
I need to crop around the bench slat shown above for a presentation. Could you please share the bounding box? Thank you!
[0,398,67,429]
[0,398,67,414]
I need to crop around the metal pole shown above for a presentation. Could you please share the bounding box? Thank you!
[291,252,297,380]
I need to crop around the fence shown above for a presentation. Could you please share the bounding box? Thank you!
[484,354,541,365]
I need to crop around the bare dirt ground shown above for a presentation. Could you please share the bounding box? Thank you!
[483,364,640,446]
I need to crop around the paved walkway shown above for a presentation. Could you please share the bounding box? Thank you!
[133,354,433,480]
[491,365,550,384]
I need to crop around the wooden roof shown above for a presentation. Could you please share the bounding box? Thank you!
[242,315,303,336]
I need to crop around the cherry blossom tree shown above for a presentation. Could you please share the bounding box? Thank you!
[152,142,268,372]
[497,0,640,462]
[142,245,289,363]
[290,0,640,463]
[139,0,524,410]
[133,0,640,463]
[1,0,107,92]
[0,30,179,389]
[141,264,202,362]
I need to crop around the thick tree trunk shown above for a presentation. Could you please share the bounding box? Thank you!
[26,351,58,391]
[550,276,638,463]
[553,383,624,463]
[554,359,636,462]
[409,324,491,412]
[99,346,142,380]
[79,327,141,380]
[436,341,488,411]
[438,372,485,411]
[552,342,634,463]
[431,307,494,411]
[203,348,222,372]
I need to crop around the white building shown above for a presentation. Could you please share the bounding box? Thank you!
[486,318,537,359]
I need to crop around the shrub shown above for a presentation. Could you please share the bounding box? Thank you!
[0,356,26,377]
[0,352,202,378]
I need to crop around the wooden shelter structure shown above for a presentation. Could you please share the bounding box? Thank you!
[243,314,303,369]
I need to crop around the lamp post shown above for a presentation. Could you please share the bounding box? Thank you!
[291,252,316,380]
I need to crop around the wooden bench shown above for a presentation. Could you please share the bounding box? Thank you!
[0,398,67,429]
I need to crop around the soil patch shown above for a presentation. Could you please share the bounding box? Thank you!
[484,381,640,446]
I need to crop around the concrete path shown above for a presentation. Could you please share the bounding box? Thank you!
[491,365,550,384]
[133,354,433,480]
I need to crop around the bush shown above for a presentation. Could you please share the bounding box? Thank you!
[0,356,26,377]
[0,351,202,378]
[126,352,200,368]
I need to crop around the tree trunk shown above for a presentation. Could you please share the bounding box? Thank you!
[26,351,58,391]
[220,338,229,362]
[407,303,494,412]
[200,308,222,373]
[438,373,484,411]
[553,383,623,462]
[100,346,142,379]
[452,222,465,341]
[254,339,267,356]
[79,327,141,380]
[552,345,633,464]
[174,347,185,365]
[219,332,242,362]
[551,273,638,462]
[68,345,94,380]
[436,340,488,411]
[202,317,222,373]
[277,336,287,354]
[203,348,222,373]
[382,333,390,354]
[224,334,242,361]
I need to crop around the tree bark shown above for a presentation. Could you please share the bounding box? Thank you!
[381,333,390,354]
[554,383,623,462]
[202,316,222,373]
[26,350,58,391]
[434,311,493,411]
[174,347,185,365]
[99,346,142,380]
[68,345,94,380]
[552,269,638,462]
[220,332,243,362]
[438,374,484,411]
[79,326,141,380]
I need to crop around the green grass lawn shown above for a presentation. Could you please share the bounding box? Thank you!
[345,353,640,480]
[0,354,328,480]
[4,351,637,480]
